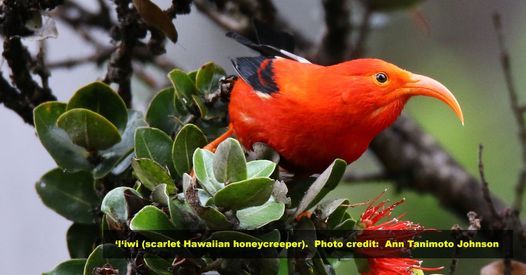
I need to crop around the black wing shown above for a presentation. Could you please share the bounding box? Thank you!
[231,56,278,94]
[228,21,310,95]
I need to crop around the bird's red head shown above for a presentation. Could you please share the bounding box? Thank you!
[333,58,464,129]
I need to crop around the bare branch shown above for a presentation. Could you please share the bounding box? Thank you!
[370,116,525,261]
[343,172,390,183]
[194,0,249,33]
[34,42,51,91]
[478,144,500,221]
[104,0,148,106]
[193,0,311,53]
[48,49,114,69]
[492,13,526,213]
[56,1,113,30]
[0,75,34,124]
[317,0,353,65]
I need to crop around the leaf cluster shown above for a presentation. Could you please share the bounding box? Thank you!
[35,63,355,275]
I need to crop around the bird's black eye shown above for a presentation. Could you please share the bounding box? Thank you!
[375,72,388,84]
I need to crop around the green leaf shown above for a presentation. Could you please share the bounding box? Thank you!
[143,255,172,275]
[83,244,128,275]
[172,124,207,176]
[334,218,356,231]
[316,199,355,231]
[198,206,232,230]
[94,111,147,178]
[247,160,276,178]
[316,199,348,220]
[132,0,178,42]
[294,159,347,216]
[195,62,226,95]
[168,69,199,102]
[132,158,175,192]
[151,184,170,205]
[168,197,202,229]
[188,70,198,83]
[57,108,121,151]
[192,94,207,118]
[67,81,128,131]
[135,127,175,176]
[36,168,99,224]
[130,205,177,232]
[193,149,223,195]
[213,178,274,210]
[44,259,87,275]
[213,138,247,183]
[145,88,181,136]
[237,201,285,229]
[34,102,92,171]
[199,189,213,206]
[101,187,143,224]
[67,223,100,258]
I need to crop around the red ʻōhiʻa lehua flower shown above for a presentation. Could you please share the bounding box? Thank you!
[204,25,464,174]
[356,191,444,275]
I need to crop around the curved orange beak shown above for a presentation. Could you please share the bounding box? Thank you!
[402,73,464,125]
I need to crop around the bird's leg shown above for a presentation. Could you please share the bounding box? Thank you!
[203,126,234,152]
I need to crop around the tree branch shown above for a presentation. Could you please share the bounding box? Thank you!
[478,144,500,221]
[350,6,372,59]
[492,13,526,213]
[369,116,525,261]
[104,0,148,106]
[317,0,353,65]
[0,0,57,125]
[0,75,35,124]
[193,0,310,53]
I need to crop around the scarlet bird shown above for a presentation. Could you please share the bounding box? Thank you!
[206,29,463,173]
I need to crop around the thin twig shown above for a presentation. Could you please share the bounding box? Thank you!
[448,224,460,275]
[34,41,51,91]
[48,49,114,69]
[194,0,249,34]
[56,1,113,30]
[449,212,481,275]
[193,0,311,53]
[492,13,526,213]
[478,144,500,220]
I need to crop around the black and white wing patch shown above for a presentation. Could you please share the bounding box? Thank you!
[231,56,278,94]
[227,32,310,64]
[228,21,311,95]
